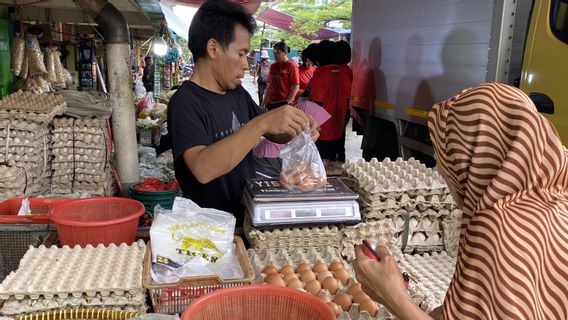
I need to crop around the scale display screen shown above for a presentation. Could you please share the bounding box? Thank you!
[264,206,353,220]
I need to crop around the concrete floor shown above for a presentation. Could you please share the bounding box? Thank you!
[241,73,363,160]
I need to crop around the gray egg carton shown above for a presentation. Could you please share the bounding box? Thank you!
[0,292,147,315]
[399,252,456,311]
[0,241,146,301]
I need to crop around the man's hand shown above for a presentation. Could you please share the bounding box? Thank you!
[307,115,320,141]
[260,105,310,137]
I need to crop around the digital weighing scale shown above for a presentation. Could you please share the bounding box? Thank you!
[244,177,361,228]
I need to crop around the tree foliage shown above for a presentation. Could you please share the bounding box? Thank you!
[252,0,351,51]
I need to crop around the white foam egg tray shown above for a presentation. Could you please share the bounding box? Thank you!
[0,241,146,301]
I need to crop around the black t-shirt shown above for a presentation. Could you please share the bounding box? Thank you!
[168,80,264,223]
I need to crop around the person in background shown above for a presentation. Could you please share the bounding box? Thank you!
[353,83,568,320]
[252,49,272,104]
[142,56,154,92]
[261,41,300,110]
[168,0,319,225]
[311,40,352,161]
[290,56,300,67]
[295,43,317,102]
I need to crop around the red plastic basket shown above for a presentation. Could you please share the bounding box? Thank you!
[181,285,336,320]
[0,198,72,224]
[49,197,144,247]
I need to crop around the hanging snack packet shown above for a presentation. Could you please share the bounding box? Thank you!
[11,37,25,76]
[279,126,327,192]
[25,35,47,75]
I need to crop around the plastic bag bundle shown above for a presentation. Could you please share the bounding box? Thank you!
[279,127,327,192]
[20,55,29,79]
[25,35,47,76]
[44,48,57,83]
[54,50,65,87]
[11,37,25,76]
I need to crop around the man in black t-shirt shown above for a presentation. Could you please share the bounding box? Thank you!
[168,0,319,224]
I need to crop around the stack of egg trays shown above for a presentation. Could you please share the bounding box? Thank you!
[0,91,67,125]
[0,165,27,200]
[342,157,449,199]
[0,120,51,199]
[243,214,344,249]
[399,252,457,312]
[247,247,429,320]
[0,241,148,316]
[441,209,462,257]
[51,117,113,196]
[341,220,403,262]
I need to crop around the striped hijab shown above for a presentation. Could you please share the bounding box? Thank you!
[428,83,568,319]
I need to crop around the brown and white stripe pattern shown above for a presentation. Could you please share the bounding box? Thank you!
[428,83,568,319]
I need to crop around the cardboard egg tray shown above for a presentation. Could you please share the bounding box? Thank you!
[0,91,67,125]
[50,117,113,197]
[442,209,462,257]
[342,158,448,197]
[244,214,344,249]
[248,247,429,319]
[0,292,147,315]
[0,241,146,301]
[399,252,457,311]
[341,220,402,262]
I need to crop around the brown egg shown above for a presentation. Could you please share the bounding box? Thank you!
[317,291,331,303]
[296,262,312,274]
[305,279,322,295]
[280,265,295,275]
[262,265,278,275]
[333,268,350,285]
[287,278,304,290]
[264,273,286,287]
[328,261,344,272]
[347,282,362,296]
[300,270,316,283]
[313,261,328,273]
[317,271,334,282]
[359,299,379,317]
[283,273,299,284]
[327,301,342,317]
[333,292,353,311]
[321,276,339,295]
[352,290,371,304]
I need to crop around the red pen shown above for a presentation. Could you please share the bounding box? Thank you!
[362,240,410,289]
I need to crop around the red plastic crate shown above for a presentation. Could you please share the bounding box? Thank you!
[0,198,71,224]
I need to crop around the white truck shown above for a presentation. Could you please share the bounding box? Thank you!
[350,0,568,163]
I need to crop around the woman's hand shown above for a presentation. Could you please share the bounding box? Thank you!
[353,244,432,320]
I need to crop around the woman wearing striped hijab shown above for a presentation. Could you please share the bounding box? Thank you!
[353,83,568,319]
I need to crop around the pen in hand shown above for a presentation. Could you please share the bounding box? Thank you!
[362,240,410,289]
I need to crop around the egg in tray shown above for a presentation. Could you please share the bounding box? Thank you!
[248,247,427,319]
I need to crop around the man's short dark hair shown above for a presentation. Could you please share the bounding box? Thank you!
[188,0,256,62]
[144,56,152,62]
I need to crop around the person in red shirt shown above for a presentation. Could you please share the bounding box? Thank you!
[311,40,352,161]
[261,41,300,110]
[296,44,317,102]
